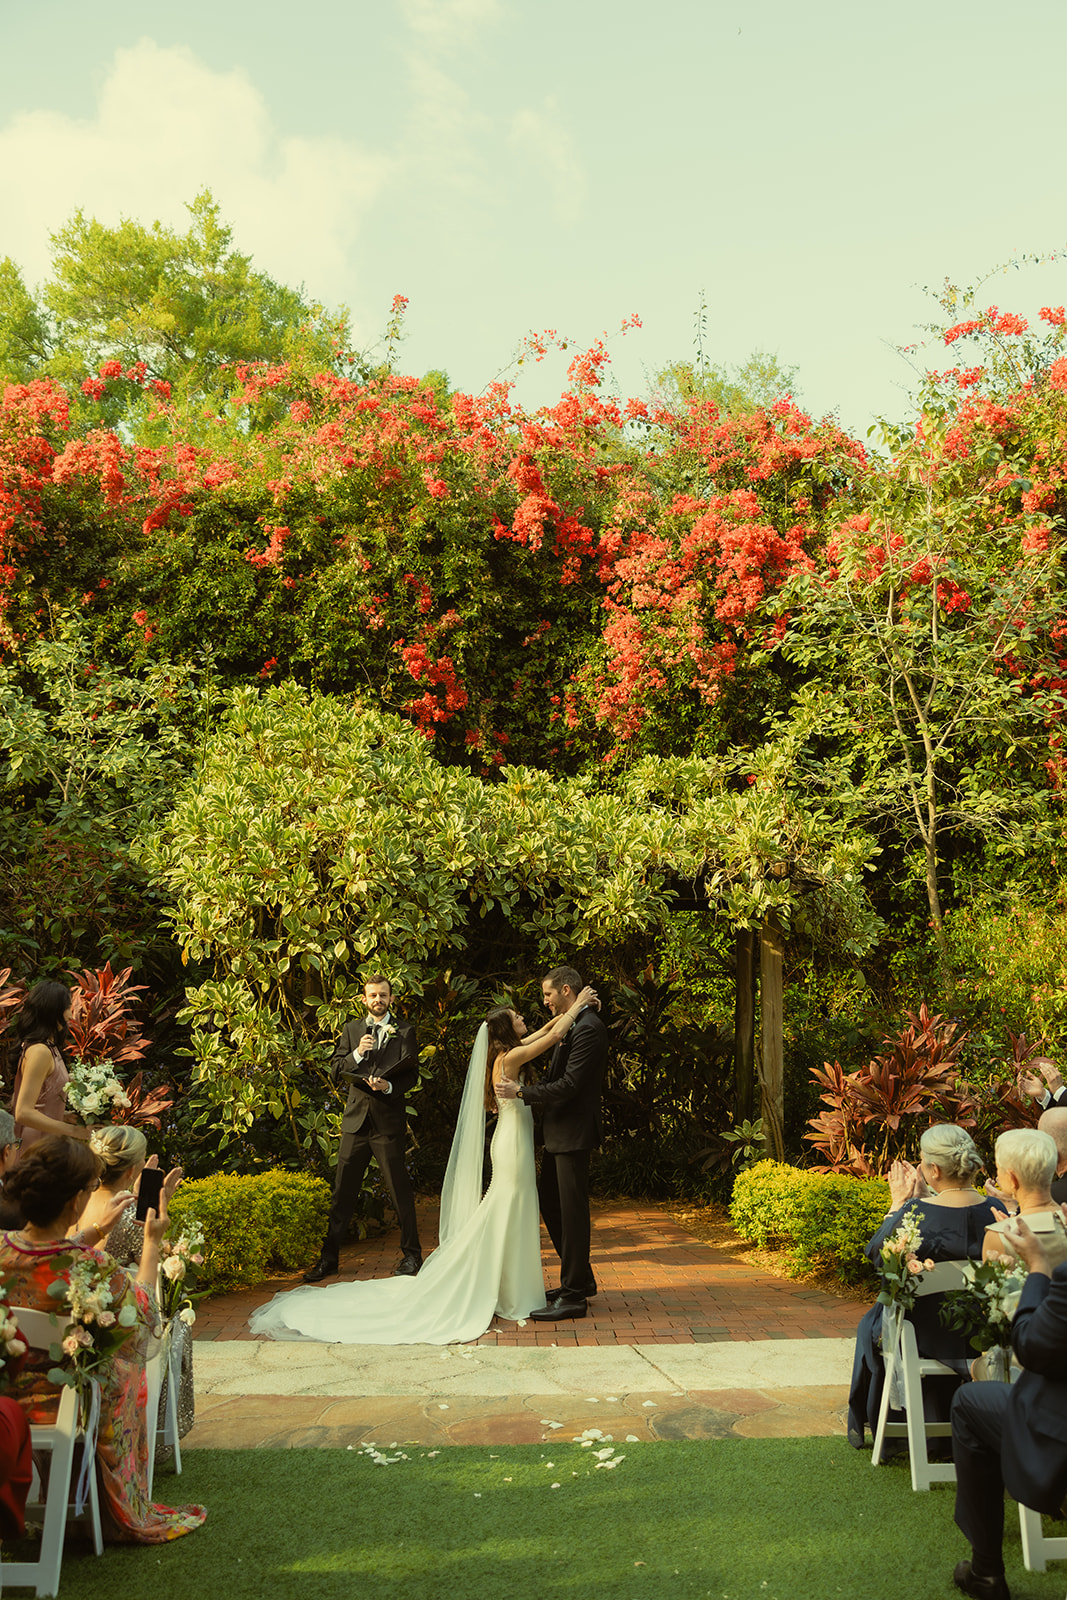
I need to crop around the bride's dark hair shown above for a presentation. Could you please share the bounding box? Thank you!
[484,1006,525,1110]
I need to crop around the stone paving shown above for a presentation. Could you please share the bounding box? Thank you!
[185,1198,870,1448]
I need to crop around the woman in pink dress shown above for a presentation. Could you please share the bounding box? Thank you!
[11,982,93,1154]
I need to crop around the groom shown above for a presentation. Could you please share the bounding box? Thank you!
[497,965,607,1320]
[303,976,422,1283]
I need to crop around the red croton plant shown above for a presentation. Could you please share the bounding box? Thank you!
[805,1006,1055,1177]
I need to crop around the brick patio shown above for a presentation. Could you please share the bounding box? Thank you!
[194,1197,868,1348]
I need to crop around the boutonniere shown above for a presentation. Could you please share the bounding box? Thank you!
[381,1023,397,1041]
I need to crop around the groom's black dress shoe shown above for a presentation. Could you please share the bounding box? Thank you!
[302,1257,338,1283]
[546,1279,597,1299]
[394,1252,422,1276]
[953,1561,1010,1600]
[529,1293,587,1321]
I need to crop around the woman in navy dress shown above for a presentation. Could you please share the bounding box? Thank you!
[848,1124,999,1448]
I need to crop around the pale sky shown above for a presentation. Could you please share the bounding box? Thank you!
[2,0,1066,436]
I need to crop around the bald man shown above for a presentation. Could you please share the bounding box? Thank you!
[1038,1106,1067,1205]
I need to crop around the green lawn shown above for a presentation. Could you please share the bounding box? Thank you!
[11,1437,1066,1600]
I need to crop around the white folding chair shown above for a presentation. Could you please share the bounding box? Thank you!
[1,1308,103,1598]
[1018,1501,1067,1573]
[144,1318,183,1501]
[871,1258,969,1491]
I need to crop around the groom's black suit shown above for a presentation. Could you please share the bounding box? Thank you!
[319,1015,422,1265]
[521,1007,607,1299]
[952,1260,1067,1573]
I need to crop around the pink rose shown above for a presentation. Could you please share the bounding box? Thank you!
[906,1258,924,1275]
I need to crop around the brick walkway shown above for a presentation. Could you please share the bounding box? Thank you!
[194,1197,868,1348]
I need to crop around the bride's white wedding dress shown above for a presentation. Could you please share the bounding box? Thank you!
[249,1092,544,1345]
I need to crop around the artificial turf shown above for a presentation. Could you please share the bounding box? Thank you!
[13,1436,1067,1600]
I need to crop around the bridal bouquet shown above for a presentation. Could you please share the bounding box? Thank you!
[876,1207,935,1313]
[159,1217,206,1324]
[45,1254,139,1394]
[939,1257,1028,1355]
[64,1057,131,1121]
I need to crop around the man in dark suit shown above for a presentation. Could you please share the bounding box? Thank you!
[950,1213,1067,1599]
[498,964,607,1321]
[303,976,422,1283]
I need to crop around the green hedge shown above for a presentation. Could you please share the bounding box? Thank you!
[730,1160,890,1285]
[167,1170,331,1295]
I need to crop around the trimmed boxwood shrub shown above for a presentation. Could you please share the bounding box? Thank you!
[730,1159,889,1285]
[167,1169,331,1295]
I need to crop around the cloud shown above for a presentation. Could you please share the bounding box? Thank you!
[399,0,501,48]
[509,102,585,225]
[0,40,391,314]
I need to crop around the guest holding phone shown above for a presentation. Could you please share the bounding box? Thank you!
[75,1128,181,1262]
[76,1129,193,1456]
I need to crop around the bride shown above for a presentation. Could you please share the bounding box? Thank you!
[249,986,598,1345]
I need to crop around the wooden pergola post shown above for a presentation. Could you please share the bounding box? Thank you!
[759,914,785,1160]
[733,928,757,1123]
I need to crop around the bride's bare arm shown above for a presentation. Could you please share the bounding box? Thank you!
[493,988,597,1084]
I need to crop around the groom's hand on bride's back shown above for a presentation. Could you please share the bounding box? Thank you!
[495,1078,519,1100]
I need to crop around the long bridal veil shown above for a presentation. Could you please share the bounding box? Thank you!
[437,1022,488,1246]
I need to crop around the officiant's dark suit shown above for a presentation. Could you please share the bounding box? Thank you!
[951,1259,1067,1593]
[306,981,422,1281]
[520,976,607,1305]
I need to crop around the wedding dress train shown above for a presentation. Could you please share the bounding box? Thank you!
[249,1096,544,1345]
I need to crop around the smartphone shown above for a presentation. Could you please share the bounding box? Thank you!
[135,1166,165,1222]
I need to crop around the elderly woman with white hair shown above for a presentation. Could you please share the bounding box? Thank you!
[848,1123,1000,1450]
[983,1127,1067,1268]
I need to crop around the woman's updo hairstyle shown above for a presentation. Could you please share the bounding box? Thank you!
[919,1123,983,1182]
[89,1126,147,1180]
[3,1137,102,1226]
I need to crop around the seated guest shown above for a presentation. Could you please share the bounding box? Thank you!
[76,1127,181,1264]
[0,1112,21,1228]
[983,1127,1067,1269]
[76,1129,194,1458]
[1037,1106,1067,1204]
[0,1396,31,1544]
[950,1214,1067,1599]
[848,1124,999,1448]
[0,1138,206,1543]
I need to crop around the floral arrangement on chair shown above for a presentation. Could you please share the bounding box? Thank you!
[939,1258,1028,1375]
[45,1255,138,1394]
[0,1280,27,1374]
[876,1207,936,1313]
[159,1219,205,1327]
[64,1058,132,1122]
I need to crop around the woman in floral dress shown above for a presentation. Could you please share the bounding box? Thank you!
[0,1137,205,1542]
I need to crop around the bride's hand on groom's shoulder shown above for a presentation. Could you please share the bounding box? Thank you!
[577,986,599,1011]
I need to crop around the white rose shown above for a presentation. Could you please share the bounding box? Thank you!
[161,1257,184,1281]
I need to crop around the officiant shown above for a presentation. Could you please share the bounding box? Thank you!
[303,976,423,1283]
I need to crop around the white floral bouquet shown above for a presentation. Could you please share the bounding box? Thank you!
[64,1056,131,1121]
[159,1217,206,1324]
[876,1207,936,1313]
[45,1254,139,1393]
[0,1279,26,1376]
[939,1257,1028,1354]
